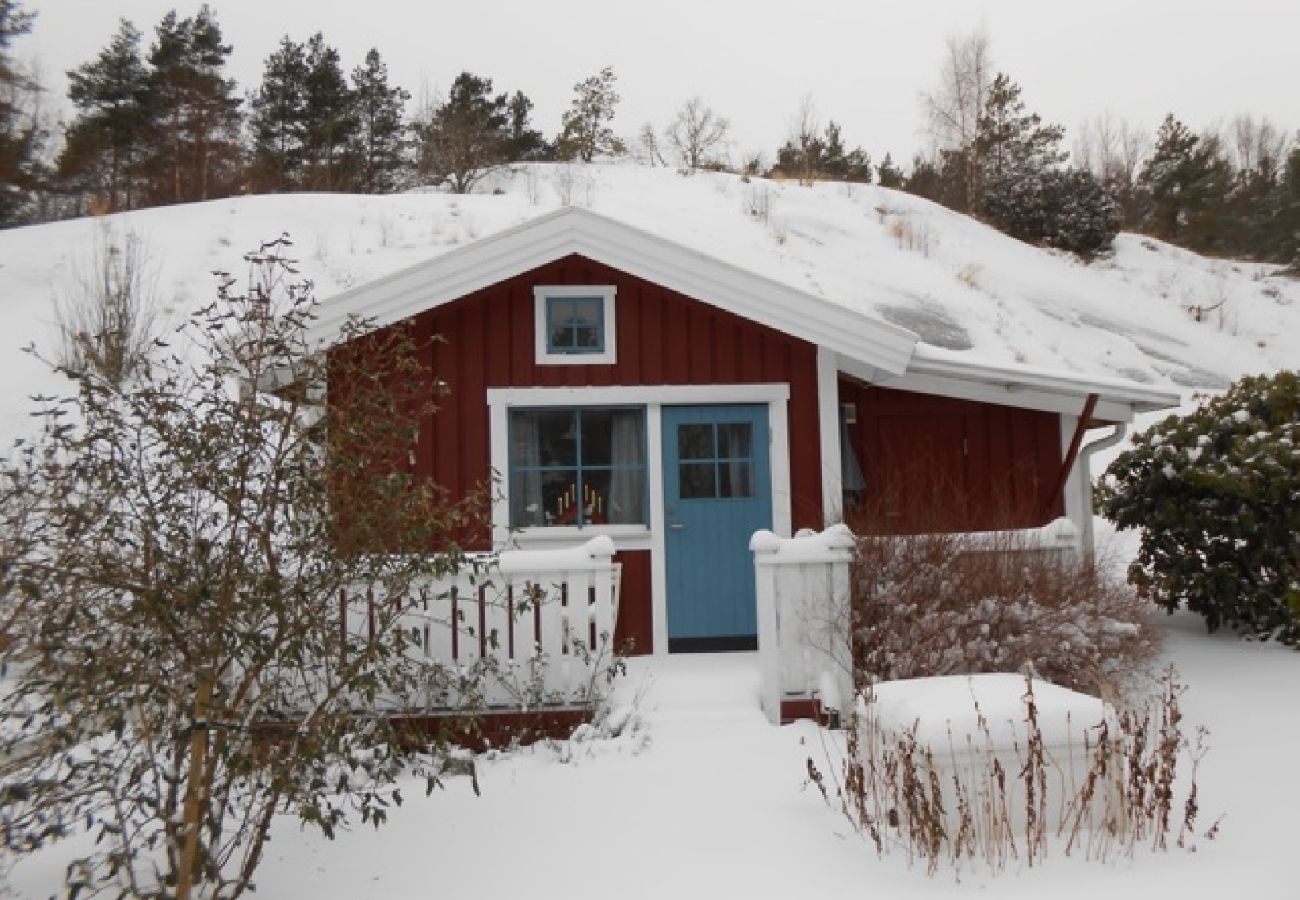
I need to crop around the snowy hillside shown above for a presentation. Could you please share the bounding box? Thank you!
[3,165,1299,898]
[1,163,1296,446]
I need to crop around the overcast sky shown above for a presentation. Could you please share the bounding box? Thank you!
[22,0,1300,168]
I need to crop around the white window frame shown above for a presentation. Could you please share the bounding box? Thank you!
[534,285,617,366]
[488,383,792,656]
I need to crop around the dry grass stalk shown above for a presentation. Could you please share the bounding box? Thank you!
[823,669,1211,877]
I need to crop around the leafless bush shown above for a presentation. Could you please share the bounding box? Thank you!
[885,215,934,256]
[56,226,159,386]
[850,530,1160,699]
[813,669,1211,876]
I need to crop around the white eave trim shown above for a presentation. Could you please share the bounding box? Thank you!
[894,347,1183,423]
[306,206,918,377]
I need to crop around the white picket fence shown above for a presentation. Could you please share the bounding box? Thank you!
[347,536,620,711]
[752,518,1082,726]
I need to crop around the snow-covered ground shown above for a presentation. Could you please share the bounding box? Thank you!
[9,606,1296,899]
[2,166,1297,896]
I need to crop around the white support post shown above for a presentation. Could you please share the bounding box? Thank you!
[816,347,843,527]
[751,529,783,725]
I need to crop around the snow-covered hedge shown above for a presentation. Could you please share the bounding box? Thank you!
[1098,370,1300,644]
[851,530,1159,697]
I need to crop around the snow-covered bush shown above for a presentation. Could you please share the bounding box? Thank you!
[850,531,1159,697]
[981,168,1120,258]
[1098,371,1300,644]
[0,240,487,898]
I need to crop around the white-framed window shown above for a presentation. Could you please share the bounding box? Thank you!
[508,406,647,528]
[534,285,617,365]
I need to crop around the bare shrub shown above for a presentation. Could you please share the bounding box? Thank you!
[885,215,934,256]
[850,530,1160,699]
[56,225,159,386]
[818,669,1211,875]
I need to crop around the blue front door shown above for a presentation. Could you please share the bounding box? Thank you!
[663,404,772,652]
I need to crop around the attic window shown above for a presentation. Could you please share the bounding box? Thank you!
[535,285,616,365]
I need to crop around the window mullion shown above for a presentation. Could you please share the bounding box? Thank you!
[574,408,585,526]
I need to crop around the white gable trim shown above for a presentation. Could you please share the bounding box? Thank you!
[308,206,918,377]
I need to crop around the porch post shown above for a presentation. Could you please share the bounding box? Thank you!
[816,346,842,526]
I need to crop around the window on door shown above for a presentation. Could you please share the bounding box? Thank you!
[508,407,647,527]
[676,421,755,500]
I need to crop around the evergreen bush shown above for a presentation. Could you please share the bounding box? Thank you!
[1098,371,1300,643]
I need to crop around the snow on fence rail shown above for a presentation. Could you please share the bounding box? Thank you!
[347,536,619,711]
[752,517,1082,727]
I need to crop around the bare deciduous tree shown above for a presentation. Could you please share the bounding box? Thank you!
[922,26,993,208]
[1228,114,1288,179]
[664,96,730,171]
[637,121,666,167]
[785,94,821,186]
[1076,114,1149,225]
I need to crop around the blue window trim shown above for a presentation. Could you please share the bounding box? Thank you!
[545,295,605,355]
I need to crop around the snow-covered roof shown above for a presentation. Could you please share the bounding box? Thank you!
[307,201,1180,422]
[306,205,921,377]
[6,162,1298,443]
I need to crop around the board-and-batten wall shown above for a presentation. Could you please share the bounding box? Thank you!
[839,380,1065,534]
[330,251,1071,655]
[342,253,826,655]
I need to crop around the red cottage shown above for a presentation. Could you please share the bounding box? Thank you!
[308,207,1179,657]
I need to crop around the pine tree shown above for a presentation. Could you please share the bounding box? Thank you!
[301,33,356,191]
[415,71,510,194]
[0,0,43,224]
[142,5,241,205]
[60,18,151,212]
[876,152,905,189]
[506,89,547,161]
[350,48,408,193]
[974,73,1065,221]
[902,153,941,200]
[248,36,309,191]
[1138,114,1233,252]
[819,120,872,183]
[967,72,1118,255]
[771,117,870,184]
[556,66,622,162]
[1277,145,1300,267]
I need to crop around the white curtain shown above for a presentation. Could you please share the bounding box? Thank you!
[510,412,544,526]
[607,411,642,524]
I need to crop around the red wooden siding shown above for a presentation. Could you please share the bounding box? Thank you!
[614,550,652,654]
[406,254,823,538]
[332,253,825,655]
[840,380,1064,534]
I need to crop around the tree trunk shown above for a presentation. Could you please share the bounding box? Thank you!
[176,675,213,900]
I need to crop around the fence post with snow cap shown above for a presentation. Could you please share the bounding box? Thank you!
[752,524,856,726]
